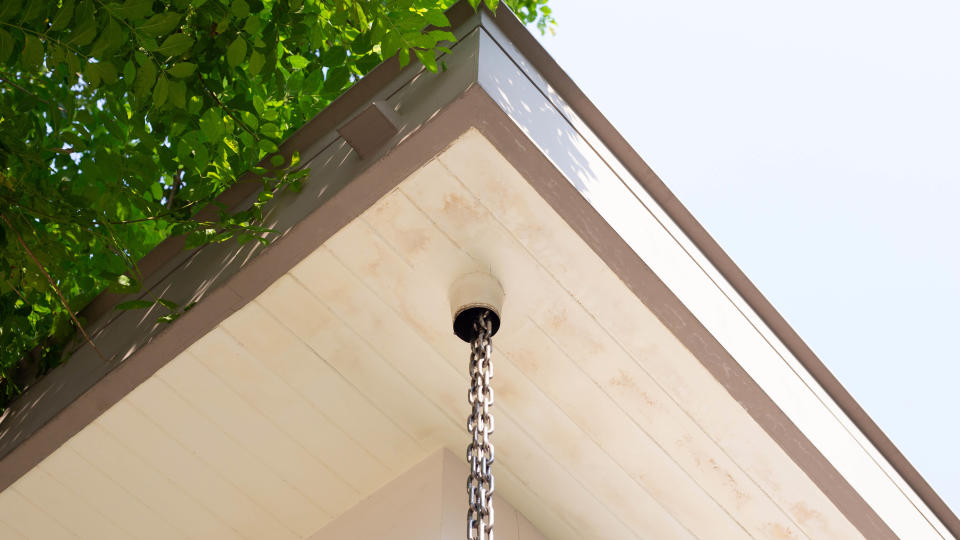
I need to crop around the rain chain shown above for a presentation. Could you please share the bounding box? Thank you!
[466,310,495,540]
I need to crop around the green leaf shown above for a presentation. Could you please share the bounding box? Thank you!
[0,0,22,22]
[153,75,169,107]
[116,300,155,310]
[199,108,224,140]
[122,59,135,81]
[483,0,500,12]
[169,79,186,108]
[157,298,178,310]
[150,180,164,199]
[112,274,139,293]
[240,110,258,129]
[90,19,123,56]
[424,10,450,28]
[223,137,239,154]
[227,36,247,68]
[325,65,349,91]
[157,312,181,323]
[286,54,309,69]
[259,138,278,153]
[66,51,81,78]
[309,22,326,50]
[259,122,280,138]
[0,30,13,63]
[414,49,437,72]
[243,15,261,34]
[84,61,103,88]
[188,94,202,114]
[49,0,76,32]
[302,68,323,95]
[156,34,194,56]
[138,12,182,37]
[231,0,250,19]
[166,62,196,78]
[21,35,43,70]
[98,61,118,84]
[324,46,346,66]
[248,50,265,75]
[133,61,158,99]
[69,10,99,47]
[426,30,457,44]
[111,0,153,20]
[22,0,47,22]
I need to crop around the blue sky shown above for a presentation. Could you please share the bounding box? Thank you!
[531,0,960,514]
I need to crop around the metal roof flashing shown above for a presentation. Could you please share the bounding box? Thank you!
[0,2,955,537]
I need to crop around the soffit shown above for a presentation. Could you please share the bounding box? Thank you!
[0,130,864,540]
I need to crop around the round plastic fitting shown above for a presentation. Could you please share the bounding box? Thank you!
[449,272,504,342]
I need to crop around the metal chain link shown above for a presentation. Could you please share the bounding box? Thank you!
[467,310,495,540]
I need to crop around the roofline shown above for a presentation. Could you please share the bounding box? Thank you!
[2,1,956,534]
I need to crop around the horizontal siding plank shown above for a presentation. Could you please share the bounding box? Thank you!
[96,399,290,540]
[39,447,183,540]
[67,422,237,539]
[190,328,392,495]
[0,486,76,540]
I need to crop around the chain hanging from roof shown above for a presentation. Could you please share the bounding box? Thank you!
[466,309,496,539]
[451,272,503,540]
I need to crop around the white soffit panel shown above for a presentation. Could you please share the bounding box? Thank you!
[474,19,949,540]
[1,130,866,540]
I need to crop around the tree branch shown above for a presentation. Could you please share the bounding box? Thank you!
[201,81,261,142]
[1,213,108,362]
[166,169,183,210]
[108,198,201,224]
[0,77,67,112]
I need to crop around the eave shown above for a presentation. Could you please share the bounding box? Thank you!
[0,3,955,539]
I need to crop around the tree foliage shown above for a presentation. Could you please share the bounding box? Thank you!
[0,0,554,408]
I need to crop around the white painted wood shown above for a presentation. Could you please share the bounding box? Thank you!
[66,422,237,539]
[39,446,183,540]
[436,132,866,539]
[95,399,288,540]
[68,421,238,539]
[217,302,424,471]
[322,219,664,539]
[0,517,27,540]
[133,362,327,537]
[287,251,582,540]
[188,328,393,494]
[12,466,128,539]
[291,244,638,539]
[396,156,811,539]
[0,485,76,540]
[254,283,451,455]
